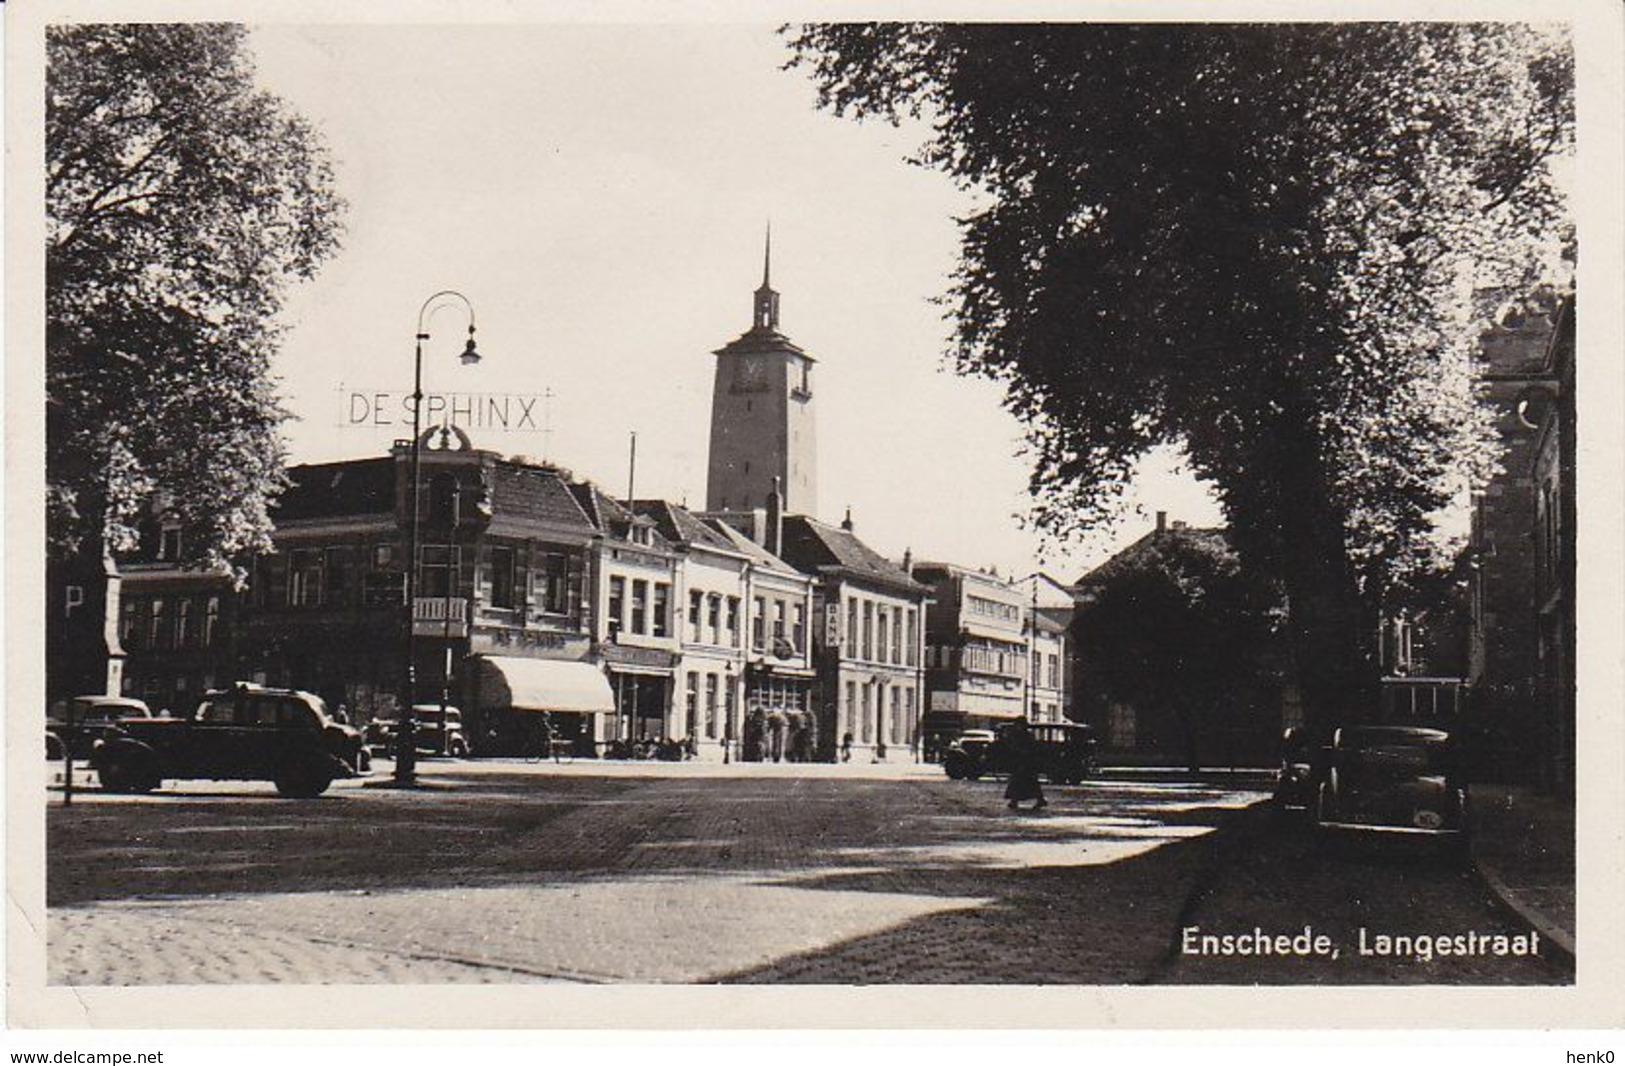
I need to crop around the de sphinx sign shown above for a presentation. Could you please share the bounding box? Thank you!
[338,387,547,433]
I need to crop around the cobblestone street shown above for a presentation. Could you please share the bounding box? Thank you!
[48,762,1256,984]
[46,762,1561,986]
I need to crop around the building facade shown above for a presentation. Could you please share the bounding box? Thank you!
[913,562,1030,756]
[1467,289,1571,787]
[1467,289,1575,791]
[774,513,927,762]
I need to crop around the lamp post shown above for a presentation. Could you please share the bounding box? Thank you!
[398,290,482,786]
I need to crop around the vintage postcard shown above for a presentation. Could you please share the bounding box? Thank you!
[6,0,1622,1033]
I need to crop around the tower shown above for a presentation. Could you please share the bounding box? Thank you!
[705,227,818,516]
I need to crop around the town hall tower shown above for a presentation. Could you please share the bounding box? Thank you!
[705,229,818,516]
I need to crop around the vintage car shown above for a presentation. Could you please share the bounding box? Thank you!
[89,682,367,798]
[1272,725,1329,813]
[47,696,154,761]
[1314,725,1468,851]
[942,722,1099,784]
[364,704,470,759]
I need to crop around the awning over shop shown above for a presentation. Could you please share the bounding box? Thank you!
[474,655,614,715]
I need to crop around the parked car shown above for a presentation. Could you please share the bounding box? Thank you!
[47,696,153,761]
[942,722,1099,784]
[364,704,470,759]
[1272,726,1329,813]
[89,682,367,798]
[1314,725,1469,853]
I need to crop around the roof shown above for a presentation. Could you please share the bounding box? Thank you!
[489,461,597,533]
[1073,525,1231,592]
[569,483,673,551]
[702,517,805,578]
[632,500,738,554]
[277,458,396,521]
[777,515,926,594]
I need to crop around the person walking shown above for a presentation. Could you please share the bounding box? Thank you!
[1003,718,1047,812]
[840,732,854,763]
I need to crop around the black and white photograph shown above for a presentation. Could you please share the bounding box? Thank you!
[7,0,1624,1038]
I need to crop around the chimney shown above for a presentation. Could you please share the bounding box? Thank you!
[902,547,913,576]
[766,477,784,556]
[1171,519,1188,531]
[1155,510,1168,533]
[841,506,854,532]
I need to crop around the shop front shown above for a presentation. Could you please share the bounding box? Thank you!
[470,653,615,757]
[741,661,816,762]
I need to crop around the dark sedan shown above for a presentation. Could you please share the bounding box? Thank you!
[1314,725,1469,854]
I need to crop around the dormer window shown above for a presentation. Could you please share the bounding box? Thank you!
[158,523,182,562]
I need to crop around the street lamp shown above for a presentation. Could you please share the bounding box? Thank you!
[398,290,482,786]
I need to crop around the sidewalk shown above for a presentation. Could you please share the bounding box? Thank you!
[1470,783,1575,966]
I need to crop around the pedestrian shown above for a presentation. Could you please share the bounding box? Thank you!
[1002,718,1047,812]
[873,738,887,763]
[841,732,854,763]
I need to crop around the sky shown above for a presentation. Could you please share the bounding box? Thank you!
[248,23,1222,583]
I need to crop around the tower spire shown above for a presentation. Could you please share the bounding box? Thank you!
[752,222,780,331]
[762,220,772,289]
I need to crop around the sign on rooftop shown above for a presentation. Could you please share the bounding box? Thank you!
[337,387,548,433]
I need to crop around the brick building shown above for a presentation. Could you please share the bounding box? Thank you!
[1468,289,1574,790]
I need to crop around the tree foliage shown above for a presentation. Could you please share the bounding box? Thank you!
[48,24,345,578]
[1073,530,1281,769]
[785,23,1572,721]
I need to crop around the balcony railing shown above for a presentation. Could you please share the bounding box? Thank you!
[413,597,468,637]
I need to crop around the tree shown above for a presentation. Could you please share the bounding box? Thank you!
[48,24,345,579]
[1073,529,1281,771]
[785,24,1573,726]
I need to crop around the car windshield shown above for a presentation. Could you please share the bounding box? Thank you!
[1342,729,1451,774]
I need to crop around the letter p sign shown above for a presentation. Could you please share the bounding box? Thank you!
[65,584,85,618]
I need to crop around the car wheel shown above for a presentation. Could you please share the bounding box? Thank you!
[99,753,159,794]
[274,762,333,798]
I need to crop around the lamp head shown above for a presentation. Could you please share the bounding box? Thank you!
[459,326,482,367]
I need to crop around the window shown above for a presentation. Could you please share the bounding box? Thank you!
[158,524,182,562]
[862,602,874,661]
[752,596,766,650]
[792,603,805,653]
[631,579,648,634]
[844,681,856,739]
[148,598,167,649]
[847,598,859,650]
[689,591,704,641]
[609,576,625,635]
[705,674,719,739]
[119,600,138,647]
[725,679,737,739]
[175,599,192,648]
[289,549,324,607]
[892,607,903,663]
[324,547,350,607]
[1048,655,1060,689]
[891,686,902,745]
[373,544,394,570]
[877,610,889,664]
[653,583,670,638]
[204,596,220,647]
[1032,650,1043,686]
[905,687,916,746]
[535,553,569,615]
[419,545,456,599]
[489,546,516,609]
[428,472,459,526]
[906,609,918,666]
[860,683,872,743]
[685,673,699,736]
[727,597,741,647]
[708,594,722,644]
